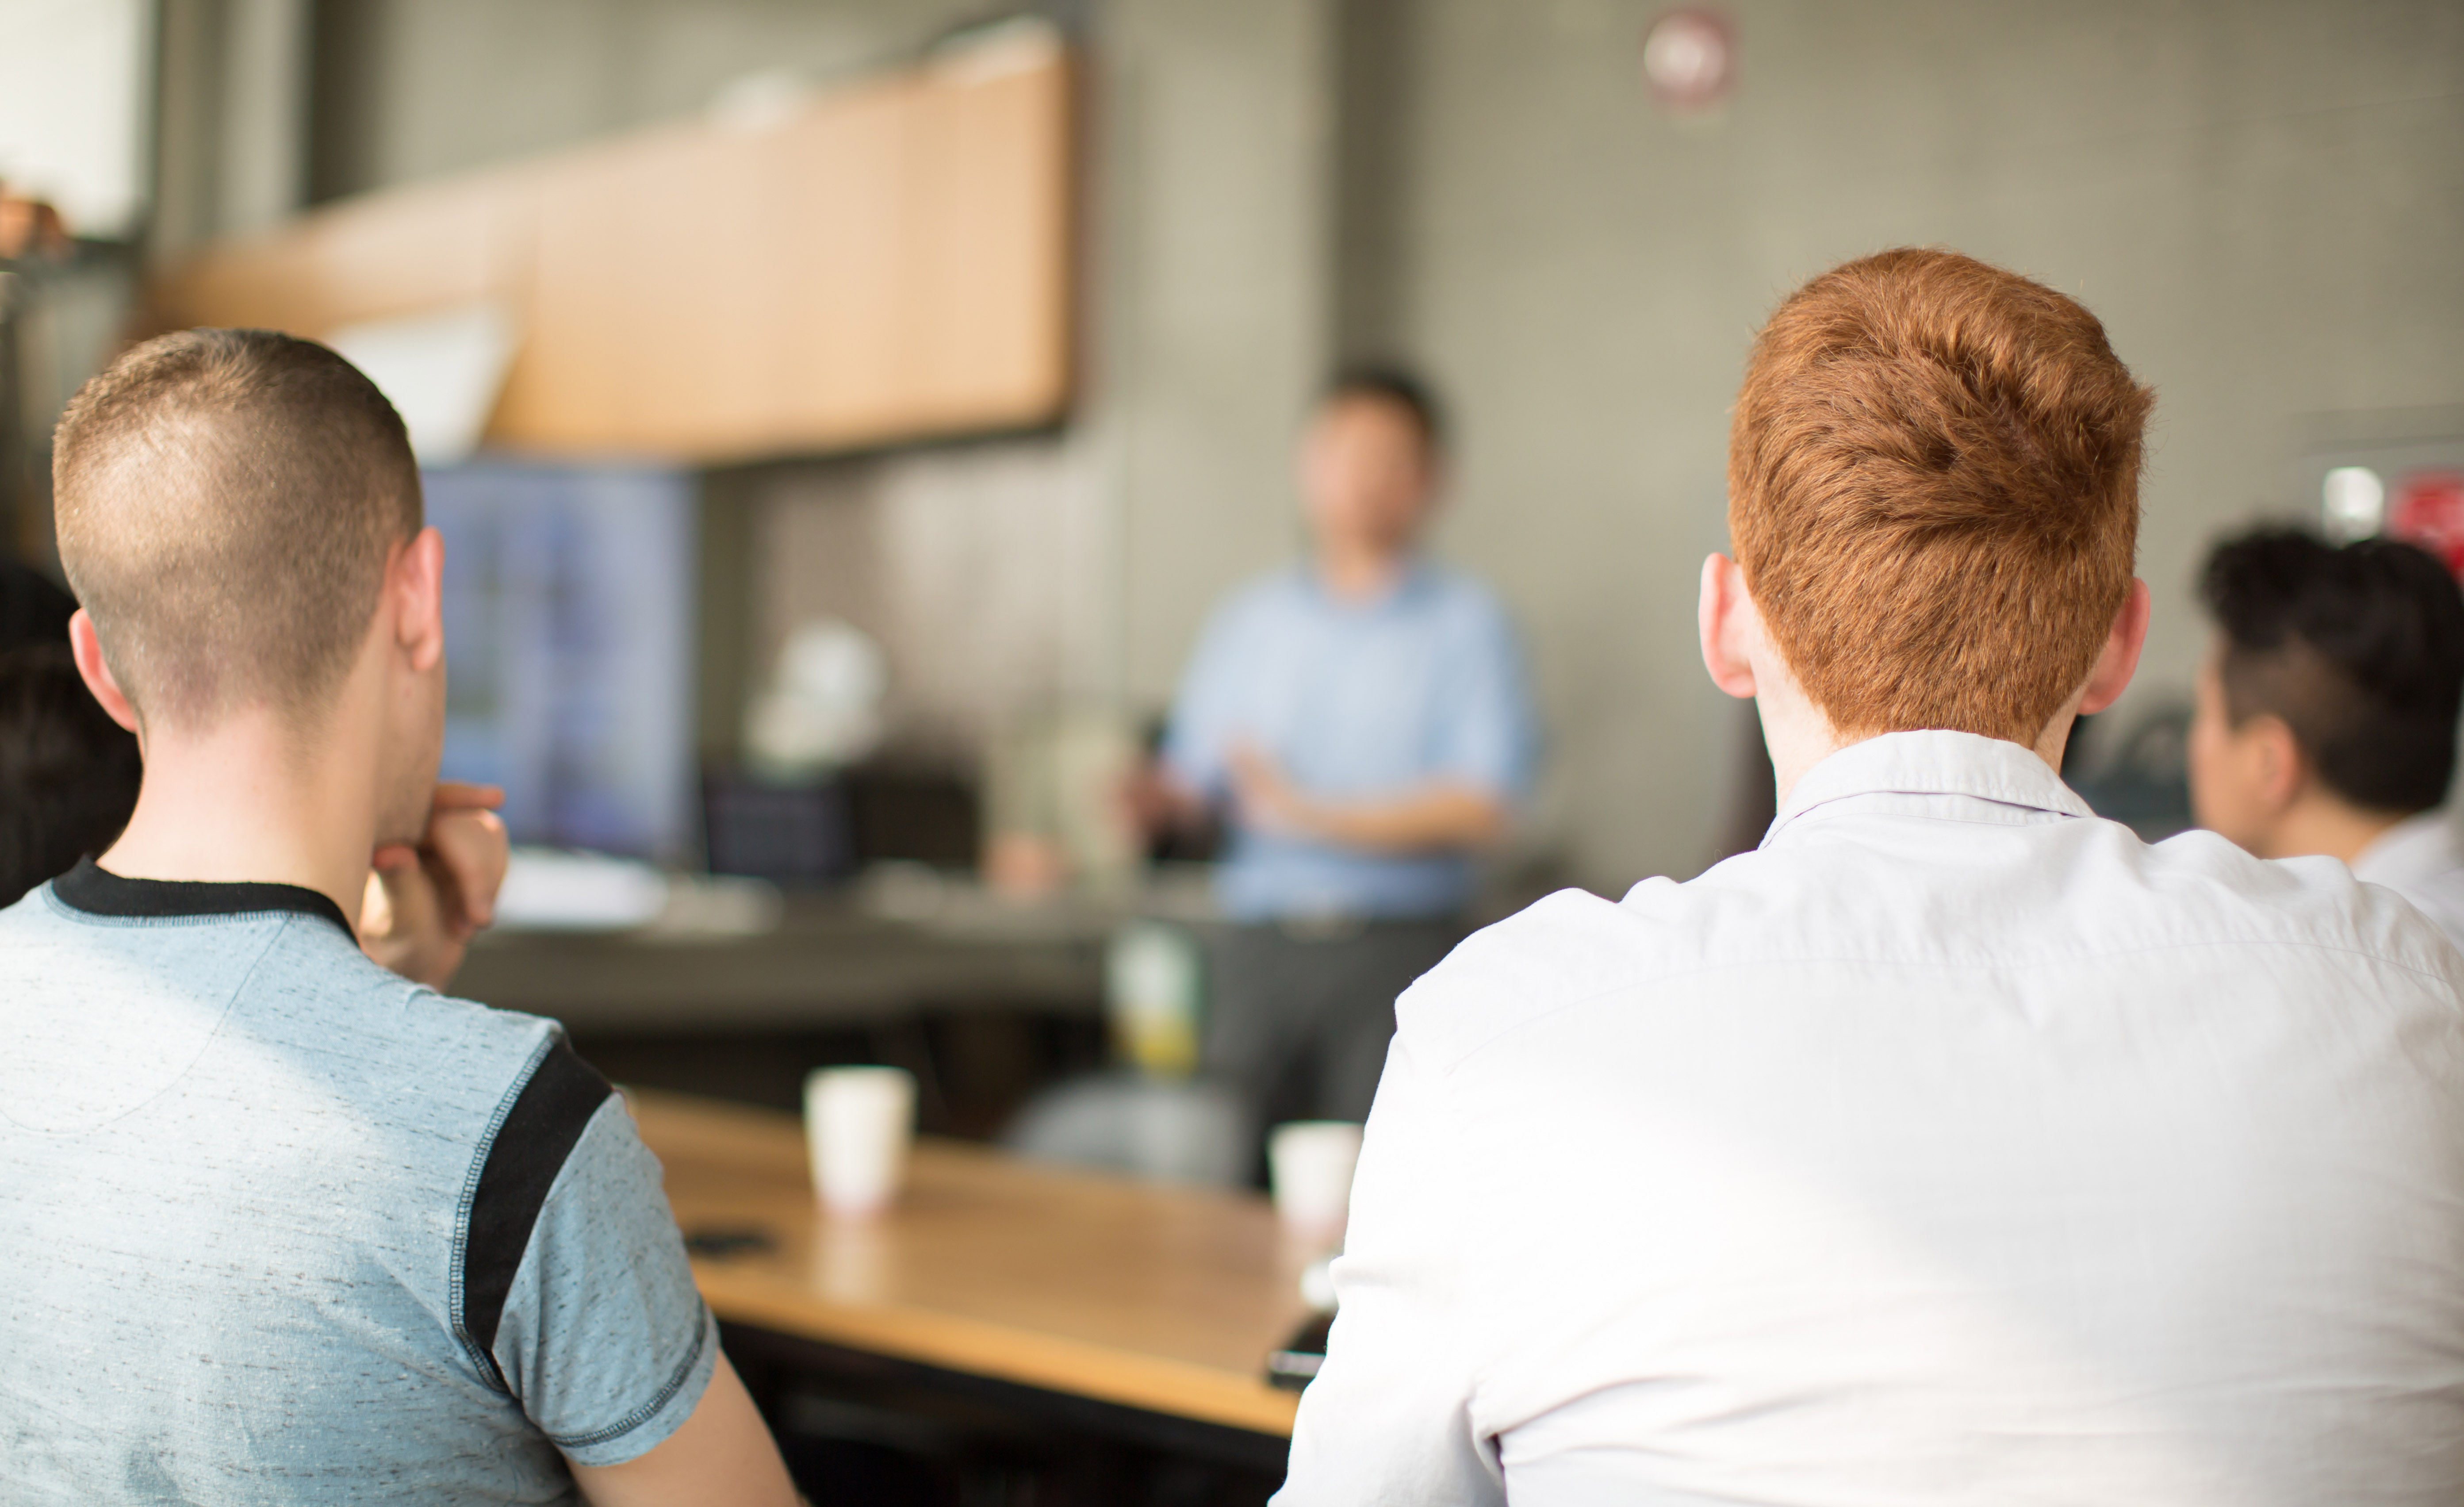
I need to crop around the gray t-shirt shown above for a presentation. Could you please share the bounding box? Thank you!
[0,861,717,1503]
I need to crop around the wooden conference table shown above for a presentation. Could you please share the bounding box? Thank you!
[630,1091,1310,1461]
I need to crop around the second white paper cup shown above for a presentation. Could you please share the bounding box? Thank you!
[1269,1120,1363,1238]
[804,1066,916,1216]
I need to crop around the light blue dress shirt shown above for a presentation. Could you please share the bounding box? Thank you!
[1164,560,1538,922]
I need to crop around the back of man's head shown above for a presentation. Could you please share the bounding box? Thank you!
[52,328,420,731]
[2200,528,2464,815]
[1729,248,2154,745]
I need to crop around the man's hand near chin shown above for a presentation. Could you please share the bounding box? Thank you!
[360,782,509,991]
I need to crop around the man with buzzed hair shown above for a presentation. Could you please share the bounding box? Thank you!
[0,330,796,1505]
[1279,251,2464,1503]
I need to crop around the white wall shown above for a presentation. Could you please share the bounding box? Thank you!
[0,0,149,235]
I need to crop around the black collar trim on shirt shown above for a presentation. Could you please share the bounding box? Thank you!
[51,855,356,938]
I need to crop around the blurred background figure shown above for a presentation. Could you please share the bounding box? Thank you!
[1127,368,1538,1135]
[0,557,137,904]
[2190,527,2464,945]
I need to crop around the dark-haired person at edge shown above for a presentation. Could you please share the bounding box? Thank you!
[0,560,140,904]
[1276,252,2464,1503]
[0,556,77,647]
[1127,368,1539,1139]
[0,330,797,1505]
[0,640,140,905]
[2191,526,2464,948]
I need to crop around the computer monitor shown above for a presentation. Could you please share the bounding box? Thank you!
[425,461,697,863]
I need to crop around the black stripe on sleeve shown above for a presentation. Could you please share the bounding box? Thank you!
[462,1036,614,1392]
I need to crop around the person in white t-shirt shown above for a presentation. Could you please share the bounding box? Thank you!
[2188,526,2464,949]
[1274,249,2464,1506]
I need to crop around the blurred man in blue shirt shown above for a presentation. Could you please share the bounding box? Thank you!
[1132,368,1539,1130]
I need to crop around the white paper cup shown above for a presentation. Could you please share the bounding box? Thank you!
[804,1066,916,1216]
[1269,1120,1363,1238]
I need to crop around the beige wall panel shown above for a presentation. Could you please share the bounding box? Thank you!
[153,168,530,335]
[509,126,727,452]
[906,60,1074,432]
[776,81,920,451]
[153,48,1073,463]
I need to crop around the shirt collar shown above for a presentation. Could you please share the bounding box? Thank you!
[1763,729,2094,848]
[2352,809,2458,886]
[1299,555,1428,613]
[50,856,356,938]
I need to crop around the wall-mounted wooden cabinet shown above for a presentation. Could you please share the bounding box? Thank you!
[150,31,1073,463]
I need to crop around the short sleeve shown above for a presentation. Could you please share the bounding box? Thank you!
[488,1094,718,1466]
[1429,595,1540,803]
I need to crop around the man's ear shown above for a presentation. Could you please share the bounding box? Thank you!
[2245,713,2310,813]
[2077,578,2153,716]
[1698,553,1760,699]
[391,527,446,673]
[67,609,140,734]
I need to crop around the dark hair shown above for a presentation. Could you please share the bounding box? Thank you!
[0,645,142,906]
[2200,527,2464,814]
[1323,364,1447,456]
[0,560,75,652]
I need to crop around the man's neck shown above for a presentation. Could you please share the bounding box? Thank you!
[1764,702,2084,814]
[100,706,375,927]
[2260,796,2410,867]
[1314,543,1410,604]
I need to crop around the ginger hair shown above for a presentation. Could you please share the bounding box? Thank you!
[1729,249,2153,744]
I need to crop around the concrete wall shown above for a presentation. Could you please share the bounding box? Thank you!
[740,440,1109,760]
[305,0,1001,200]
[1376,0,2464,887]
[153,0,315,255]
[1096,0,1333,703]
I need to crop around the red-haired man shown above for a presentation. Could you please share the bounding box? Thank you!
[1277,250,2464,1504]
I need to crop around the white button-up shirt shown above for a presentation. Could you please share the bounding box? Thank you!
[2355,809,2464,953]
[1278,730,2464,1506]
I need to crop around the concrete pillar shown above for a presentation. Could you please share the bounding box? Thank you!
[1085,0,1337,708]
[151,0,311,261]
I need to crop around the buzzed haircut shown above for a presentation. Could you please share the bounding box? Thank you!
[1729,248,2154,745]
[52,328,420,728]
[2200,527,2464,815]
[1325,364,1447,457]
